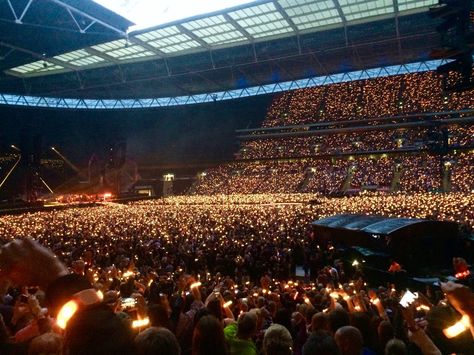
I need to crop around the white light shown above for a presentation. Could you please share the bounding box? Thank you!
[93,0,256,32]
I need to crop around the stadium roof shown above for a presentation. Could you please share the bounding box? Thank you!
[0,0,442,100]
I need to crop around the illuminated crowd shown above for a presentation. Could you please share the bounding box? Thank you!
[195,153,473,195]
[0,71,473,354]
[0,193,473,354]
[262,72,473,127]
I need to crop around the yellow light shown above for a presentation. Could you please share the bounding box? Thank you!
[132,317,150,329]
[57,300,79,330]
[371,298,380,305]
[97,290,104,300]
[443,315,470,338]
[190,281,201,289]
[223,300,233,308]
[123,271,134,278]
[352,260,359,266]
[416,305,430,312]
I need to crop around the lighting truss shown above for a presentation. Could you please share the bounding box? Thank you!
[0,59,448,110]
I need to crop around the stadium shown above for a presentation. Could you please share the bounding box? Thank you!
[0,0,473,354]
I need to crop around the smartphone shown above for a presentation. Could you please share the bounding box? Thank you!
[121,297,137,310]
[399,290,418,308]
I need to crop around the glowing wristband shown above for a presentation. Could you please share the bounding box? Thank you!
[56,289,103,330]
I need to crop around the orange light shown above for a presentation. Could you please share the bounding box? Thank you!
[132,317,150,329]
[416,305,430,311]
[57,300,79,329]
[190,281,201,289]
[443,315,470,338]
[455,270,470,279]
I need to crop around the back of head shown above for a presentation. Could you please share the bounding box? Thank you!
[328,309,350,334]
[302,330,340,355]
[263,324,293,355]
[192,315,227,355]
[311,312,329,333]
[384,339,407,355]
[135,327,181,355]
[335,326,363,355]
[237,312,258,339]
[65,303,135,355]
[29,332,63,355]
[148,304,171,329]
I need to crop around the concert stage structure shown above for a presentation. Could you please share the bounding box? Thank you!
[312,214,460,275]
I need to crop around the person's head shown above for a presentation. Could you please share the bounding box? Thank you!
[148,304,171,329]
[350,312,372,348]
[206,297,223,321]
[72,260,85,275]
[237,311,258,340]
[384,339,407,355]
[28,332,63,355]
[135,327,181,355]
[64,303,135,355]
[263,324,293,355]
[192,315,227,355]
[103,290,120,312]
[274,308,292,333]
[302,330,340,355]
[311,312,329,333]
[328,309,350,334]
[335,326,363,355]
[377,320,394,350]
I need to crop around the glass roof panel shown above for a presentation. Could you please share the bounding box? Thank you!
[92,39,156,60]
[228,2,278,20]
[398,0,437,11]
[9,60,66,75]
[228,2,294,36]
[135,26,181,41]
[340,0,393,20]
[54,49,105,67]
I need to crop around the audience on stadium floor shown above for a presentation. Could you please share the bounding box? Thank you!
[0,206,472,355]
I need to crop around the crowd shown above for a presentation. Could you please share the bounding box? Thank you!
[262,72,474,127]
[195,153,473,195]
[0,71,472,354]
[449,152,474,193]
[0,194,472,354]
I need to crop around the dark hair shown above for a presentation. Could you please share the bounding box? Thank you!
[192,315,227,355]
[328,309,350,333]
[135,327,181,355]
[302,330,340,355]
[148,304,171,330]
[64,303,135,355]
